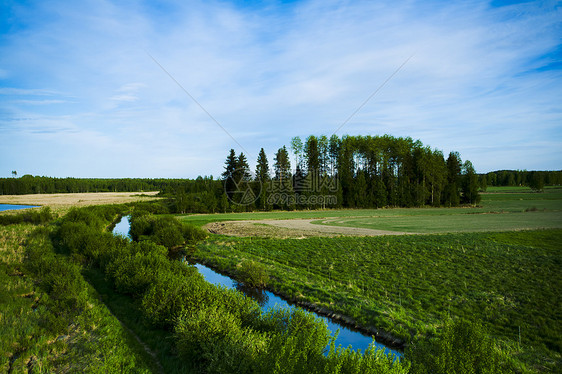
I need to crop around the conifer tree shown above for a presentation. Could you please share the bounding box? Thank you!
[255,148,270,182]
[222,149,237,201]
[255,148,271,210]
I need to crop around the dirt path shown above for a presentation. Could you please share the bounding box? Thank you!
[205,219,408,238]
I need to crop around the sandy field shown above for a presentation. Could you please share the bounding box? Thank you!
[205,219,408,238]
[0,191,160,209]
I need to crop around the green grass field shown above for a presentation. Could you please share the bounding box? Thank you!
[180,186,562,234]
[189,186,562,372]
[313,187,562,233]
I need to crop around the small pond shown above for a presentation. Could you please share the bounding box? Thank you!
[0,204,40,212]
[112,215,401,358]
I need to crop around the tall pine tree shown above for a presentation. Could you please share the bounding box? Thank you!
[255,148,271,210]
[222,149,237,202]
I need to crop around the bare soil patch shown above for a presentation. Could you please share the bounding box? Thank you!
[205,219,408,238]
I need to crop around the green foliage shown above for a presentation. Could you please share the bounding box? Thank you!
[175,306,267,373]
[0,224,153,372]
[0,206,54,226]
[129,212,207,248]
[256,308,330,373]
[45,205,410,373]
[106,247,170,296]
[406,319,517,374]
[195,229,562,371]
[324,343,410,374]
[238,260,269,288]
[461,160,481,205]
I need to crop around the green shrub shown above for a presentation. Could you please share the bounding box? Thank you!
[406,319,517,374]
[0,207,54,226]
[24,230,89,333]
[182,223,208,243]
[129,213,207,248]
[143,271,212,326]
[324,343,409,374]
[238,260,269,288]
[153,223,185,248]
[258,308,330,373]
[63,207,105,230]
[106,250,170,296]
[129,213,152,241]
[174,306,267,373]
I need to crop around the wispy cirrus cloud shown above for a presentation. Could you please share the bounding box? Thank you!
[0,0,560,177]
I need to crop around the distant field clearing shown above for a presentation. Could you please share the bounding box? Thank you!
[0,191,160,208]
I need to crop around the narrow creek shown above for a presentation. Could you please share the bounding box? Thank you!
[113,215,401,358]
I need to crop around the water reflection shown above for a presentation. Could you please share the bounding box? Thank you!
[235,281,269,307]
[112,215,132,239]
[193,263,401,358]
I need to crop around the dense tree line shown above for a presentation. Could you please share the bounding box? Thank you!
[480,170,562,191]
[3,136,560,213]
[0,175,206,195]
[222,135,482,210]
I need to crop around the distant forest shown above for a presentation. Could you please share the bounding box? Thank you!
[2,134,560,214]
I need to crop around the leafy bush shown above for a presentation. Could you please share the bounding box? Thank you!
[154,223,185,248]
[238,260,269,288]
[129,213,152,241]
[324,343,410,374]
[48,205,410,373]
[406,319,517,374]
[182,223,208,242]
[105,242,171,296]
[0,206,54,226]
[129,213,207,248]
[175,307,267,373]
[256,308,330,373]
[24,228,89,333]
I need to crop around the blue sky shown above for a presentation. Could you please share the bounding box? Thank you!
[0,0,560,178]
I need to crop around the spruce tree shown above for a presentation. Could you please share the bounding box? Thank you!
[255,148,270,182]
[255,148,270,210]
[222,149,237,201]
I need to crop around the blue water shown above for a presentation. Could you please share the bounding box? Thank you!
[0,204,40,212]
[111,215,401,358]
[113,215,132,239]
[194,263,401,358]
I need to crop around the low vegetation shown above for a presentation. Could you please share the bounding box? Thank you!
[1,204,416,373]
[2,185,560,372]
[0,221,155,372]
[237,260,270,288]
[193,230,561,372]
[129,209,208,248]
[0,206,54,226]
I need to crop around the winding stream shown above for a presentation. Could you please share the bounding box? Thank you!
[113,215,401,358]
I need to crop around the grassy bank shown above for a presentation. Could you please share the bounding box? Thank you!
[193,229,562,372]
[0,223,156,372]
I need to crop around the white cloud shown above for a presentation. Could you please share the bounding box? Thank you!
[0,0,560,177]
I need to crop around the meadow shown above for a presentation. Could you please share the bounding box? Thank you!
[187,186,562,372]
[180,187,562,234]
[1,186,560,372]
